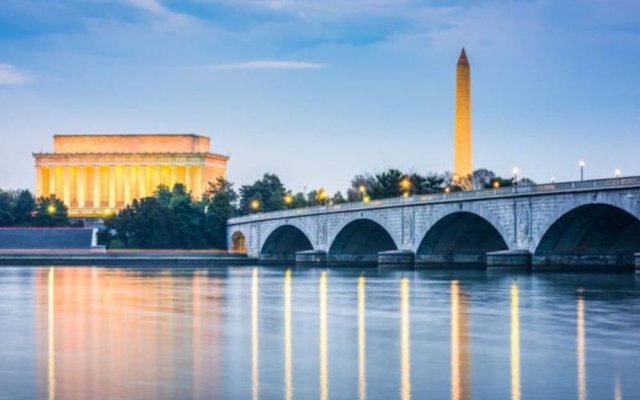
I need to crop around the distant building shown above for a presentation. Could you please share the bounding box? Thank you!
[454,48,472,177]
[33,134,229,218]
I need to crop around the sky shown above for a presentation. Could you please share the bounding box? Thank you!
[0,0,638,194]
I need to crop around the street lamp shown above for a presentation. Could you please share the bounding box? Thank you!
[551,176,556,184]
[250,199,261,212]
[47,204,56,214]
[284,194,293,206]
[358,185,367,201]
[492,181,500,189]
[363,195,371,204]
[400,177,412,197]
[579,161,585,181]
[512,167,519,187]
[615,169,621,178]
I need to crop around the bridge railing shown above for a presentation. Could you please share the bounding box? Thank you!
[228,176,640,224]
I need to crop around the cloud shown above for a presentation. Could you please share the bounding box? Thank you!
[208,60,327,70]
[0,64,31,85]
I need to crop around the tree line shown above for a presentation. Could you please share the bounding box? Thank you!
[0,189,71,227]
[1,167,533,250]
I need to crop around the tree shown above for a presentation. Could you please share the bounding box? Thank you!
[471,169,496,191]
[370,168,404,199]
[0,191,13,226]
[32,195,69,227]
[346,174,376,202]
[203,178,238,249]
[332,191,347,204]
[239,173,287,215]
[12,190,36,225]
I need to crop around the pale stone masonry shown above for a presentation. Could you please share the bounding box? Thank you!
[34,134,228,218]
[228,178,640,268]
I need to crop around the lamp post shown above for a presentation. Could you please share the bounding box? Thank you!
[512,167,519,187]
[250,199,261,213]
[579,161,585,181]
[615,169,621,178]
[358,185,367,202]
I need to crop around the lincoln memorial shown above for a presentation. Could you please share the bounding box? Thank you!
[33,134,229,218]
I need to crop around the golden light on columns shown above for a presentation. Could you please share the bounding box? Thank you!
[451,281,470,400]
[319,271,328,400]
[400,277,411,400]
[358,276,367,400]
[48,267,56,400]
[252,268,260,400]
[284,269,292,400]
[454,48,472,177]
[577,291,586,400]
[510,282,521,400]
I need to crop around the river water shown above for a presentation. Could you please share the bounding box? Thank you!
[0,266,638,400]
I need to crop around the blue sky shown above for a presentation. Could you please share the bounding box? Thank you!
[0,0,638,193]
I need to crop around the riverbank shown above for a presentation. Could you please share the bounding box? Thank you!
[0,249,257,267]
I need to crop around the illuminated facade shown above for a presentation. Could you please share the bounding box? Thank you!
[454,48,472,177]
[33,134,228,217]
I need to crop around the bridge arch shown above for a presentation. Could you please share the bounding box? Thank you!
[260,224,314,264]
[230,231,247,253]
[328,218,398,265]
[534,203,640,268]
[416,211,508,265]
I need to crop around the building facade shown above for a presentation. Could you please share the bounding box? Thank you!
[34,134,228,218]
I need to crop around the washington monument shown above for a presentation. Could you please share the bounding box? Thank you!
[454,48,472,177]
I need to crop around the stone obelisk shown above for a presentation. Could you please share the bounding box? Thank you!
[454,48,472,178]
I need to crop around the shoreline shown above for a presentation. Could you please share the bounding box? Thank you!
[0,250,258,267]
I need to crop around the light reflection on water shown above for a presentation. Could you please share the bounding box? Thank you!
[0,266,638,399]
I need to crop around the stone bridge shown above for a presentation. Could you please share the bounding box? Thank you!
[227,177,640,271]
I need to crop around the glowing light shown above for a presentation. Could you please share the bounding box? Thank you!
[47,204,56,214]
[284,194,293,205]
[451,281,469,400]
[48,267,56,400]
[250,199,261,211]
[284,269,292,400]
[400,177,412,190]
[615,169,622,178]
[577,292,586,400]
[403,192,410,198]
[579,161,585,167]
[358,276,366,400]
[493,181,500,188]
[363,195,371,204]
[400,277,411,400]
[252,268,259,400]
[551,177,556,183]
[445,187,451,193]
[511,282,521,400]
[319,271,328,400]
[358,185,367,193]
[512,167,519,176]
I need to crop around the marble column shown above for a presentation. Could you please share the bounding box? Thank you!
[93,165,101,209]
[108,166,116,209]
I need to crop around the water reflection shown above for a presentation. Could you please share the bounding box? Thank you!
[400,277,411,400]
[47,267,55,400]
[358,276,366,400]
[16,267,639,399]
[252,268,260,400]
[284,269,292,400]
[319,271,328,400]
[450,280,470,400]
[511,282,521,400]
[577,291,586,400]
